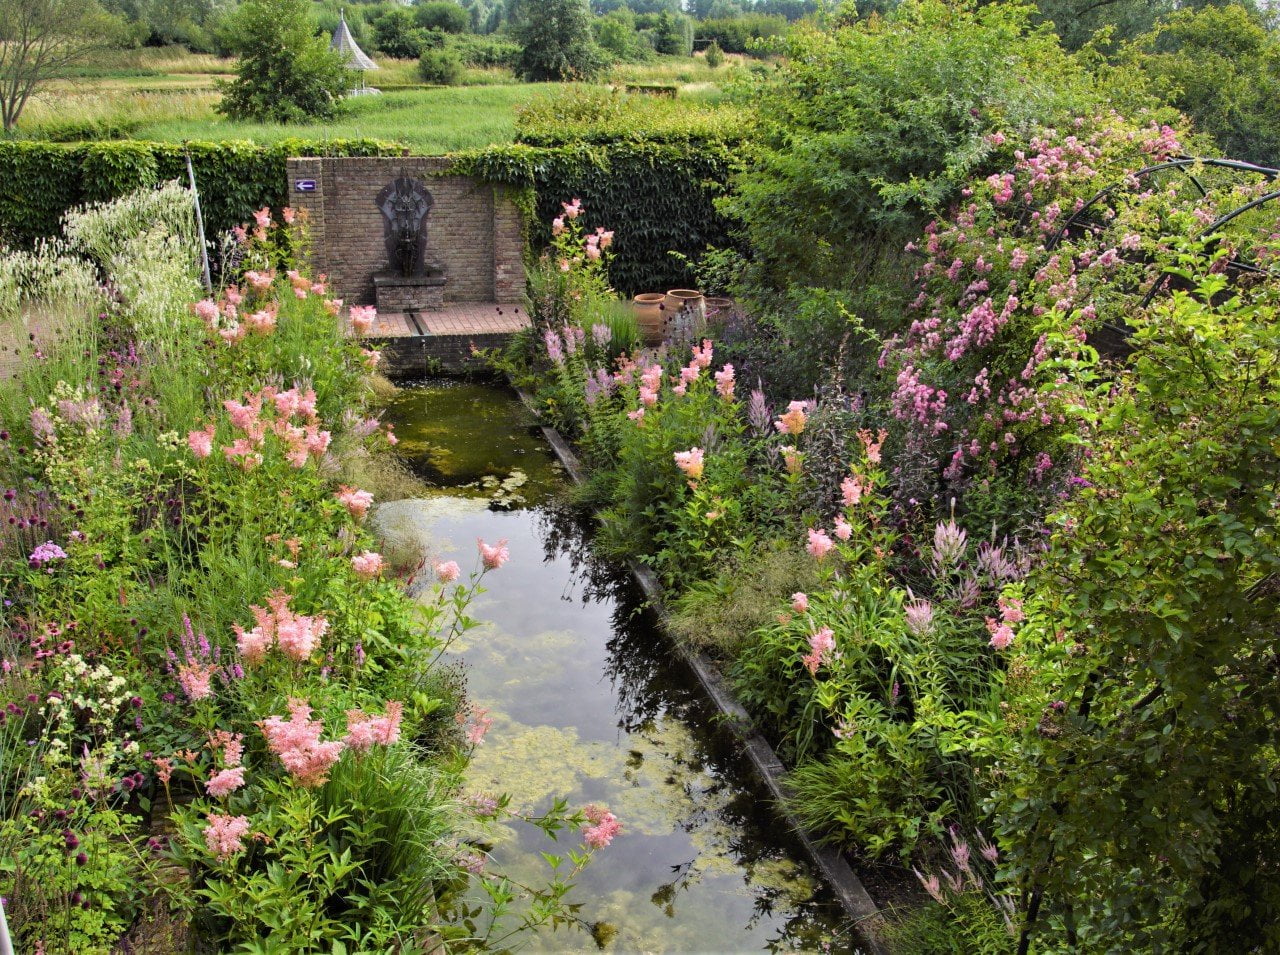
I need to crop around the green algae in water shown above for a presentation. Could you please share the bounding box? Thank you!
[380,378,562,505]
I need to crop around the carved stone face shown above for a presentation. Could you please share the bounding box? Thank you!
[377,176,434,277]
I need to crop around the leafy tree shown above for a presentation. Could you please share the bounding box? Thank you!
[217,0,348,123]
[414,0,470,33]
[703,38,724,66]
[991,247,1280,951]
[418,45,462,83]
[0,0,125,133]
[1029,0,1257,50]
[596,7,646,58]
[512,0,606,80]
[1125,3,1280,165]
[652,9,693,54]
[722,0,1116,298]
[372,7,428,57]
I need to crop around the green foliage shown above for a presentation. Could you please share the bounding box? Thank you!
[419,46,464,85]
[1125,3,1280,165]
[724,0,1119,299]
[415,0,470,33]
[696,13,787,54]
[988,245,1280,950]
[0,139,396,249]
[372,7,430,58]
[514,84,752,144]
[448,32,521,67]
[668,541,817,657]
[217,0,349,122]
[512,0,607,80]
[652,10,694,55]
[596,7,649,59]
[459,139,739,293]
[703,39,725,67]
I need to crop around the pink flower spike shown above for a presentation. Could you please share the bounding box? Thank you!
[478,538,509,570]
[351,551,384,579]
[791,592,809,614]
[435,560,461,583]
[206,766,246,798]
[673,447,705,481]
[203,813,251,861]
[806,528,834,560]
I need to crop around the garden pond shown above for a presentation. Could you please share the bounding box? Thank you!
[374,378,855,952]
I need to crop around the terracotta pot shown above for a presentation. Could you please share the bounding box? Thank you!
[703,296,734,317]
[663,289,706,323]
[632,293,666,344]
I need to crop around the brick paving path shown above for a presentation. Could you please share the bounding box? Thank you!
[350,302,530,339]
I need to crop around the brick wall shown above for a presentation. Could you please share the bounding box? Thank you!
[286,156,526,307]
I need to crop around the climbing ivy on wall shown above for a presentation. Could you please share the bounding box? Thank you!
[457,141,740,295]
[1,138,738,295]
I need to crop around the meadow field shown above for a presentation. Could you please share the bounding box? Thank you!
[14,47,743,152]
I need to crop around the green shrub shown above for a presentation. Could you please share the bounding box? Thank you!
[418,47,464,85]
[512,0,607,80]
[703,40,725,67]
[217,0,349,122]
[415,0,469,33]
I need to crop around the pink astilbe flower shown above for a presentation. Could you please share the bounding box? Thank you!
[781,446,802,474]
[806,528,834,560]
[673,447,705,481]
[210,730,244,768]
[841,474,866,507]
[275,610,328,662]
[833,516,853,541]
[914,868,945,904]
[351,551,384,579]
[802,626,836,675]
[791,592,809,614]
[714,363,736,400]
[187,425,216,459]
[998,595,1024,624]
[259,699,346,787]
[690,339,713,369]
[203,813,251,861]
[349,306,377,336]
[985,617,1015,650]
[463,706,493,746]
[858,428,888,465]
[336,486,374,520]
[206,767,246,798]
[176,663,217,701]
[478,538,509,570]
[345,701,404,752]
[435,560,461,583]
[775,400,808,435]
[581,804,622,849]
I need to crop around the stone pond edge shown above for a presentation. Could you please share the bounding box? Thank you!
[513,387,891,955]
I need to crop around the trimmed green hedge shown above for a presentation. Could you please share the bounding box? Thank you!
[0,139,399,248]
[457,141,739,294]
[1,137,737,294]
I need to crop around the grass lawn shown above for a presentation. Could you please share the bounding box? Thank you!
[12,49,746,152]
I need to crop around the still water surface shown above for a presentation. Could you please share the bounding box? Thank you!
[377,380,852,953]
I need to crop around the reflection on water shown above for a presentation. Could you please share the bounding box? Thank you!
[378,380,854,953]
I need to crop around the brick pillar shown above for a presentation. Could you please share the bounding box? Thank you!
[493,185,527,304]
[286,158,326,279]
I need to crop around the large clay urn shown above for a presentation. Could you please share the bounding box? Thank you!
[633,293,666,345]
